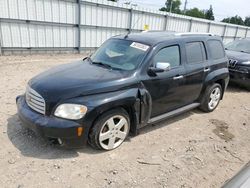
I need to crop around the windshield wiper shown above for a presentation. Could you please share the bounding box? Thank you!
[88,58,123,70]
[91,61,113,69]
[240,50,250,54]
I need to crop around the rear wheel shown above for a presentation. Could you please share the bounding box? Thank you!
[88,108,130,150]
[199,83,222,112]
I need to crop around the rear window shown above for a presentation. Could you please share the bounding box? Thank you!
[208,40,225,60]
[185,42,206,64]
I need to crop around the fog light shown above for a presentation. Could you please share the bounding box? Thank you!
[77,127,83,137]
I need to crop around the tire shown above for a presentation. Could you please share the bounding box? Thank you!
[88,108,130,150]
[199,83,222,112]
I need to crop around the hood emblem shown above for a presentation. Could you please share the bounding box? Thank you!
[228,59,238,68]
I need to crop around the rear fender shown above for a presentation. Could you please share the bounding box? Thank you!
[198,68,229,101]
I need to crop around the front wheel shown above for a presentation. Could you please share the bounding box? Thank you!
[199,83,222,112]
[88,108,130,150]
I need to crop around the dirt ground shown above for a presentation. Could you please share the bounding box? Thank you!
[0,54,249,188]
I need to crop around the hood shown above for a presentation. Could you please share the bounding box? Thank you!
[226,50,250,64]
[29,60,138,103]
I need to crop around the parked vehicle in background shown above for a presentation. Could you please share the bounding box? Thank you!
[16,32,229,150]
[225,38,250,90]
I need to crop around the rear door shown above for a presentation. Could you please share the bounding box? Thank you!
[183,40,210,103]
[206,39,228,72]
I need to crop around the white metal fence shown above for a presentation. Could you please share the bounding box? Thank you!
[0,0,250,55]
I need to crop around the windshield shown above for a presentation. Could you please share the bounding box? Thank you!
[225,39,250,53]
[90,39,149,71]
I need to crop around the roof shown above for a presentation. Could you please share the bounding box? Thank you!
[113,31,219,46]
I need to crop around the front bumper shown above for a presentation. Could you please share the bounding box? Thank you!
[16,95,87,147]
[229,69,250,89]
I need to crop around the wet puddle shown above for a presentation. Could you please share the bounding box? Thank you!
[210,119,235,141]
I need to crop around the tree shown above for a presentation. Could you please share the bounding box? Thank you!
[205,5,214,20]
[244,16,250,26]
[185,8,205,19]
[160,0,182,14]
[221,15,244,25]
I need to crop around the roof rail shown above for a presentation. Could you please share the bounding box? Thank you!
[141,31,214,36]
[175,32,214,36]
[141,30,175,33]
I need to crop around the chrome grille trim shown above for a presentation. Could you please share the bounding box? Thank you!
[26,86,45,115]
[228,59,238,68]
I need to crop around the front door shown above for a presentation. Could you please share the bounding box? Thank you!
[142,44,187,118]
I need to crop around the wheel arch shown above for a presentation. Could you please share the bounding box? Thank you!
[198,68,229,102]
[81,88,141,137]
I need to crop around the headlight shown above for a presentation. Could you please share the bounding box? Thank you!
[54,104,87,120]
[241,61,250,65]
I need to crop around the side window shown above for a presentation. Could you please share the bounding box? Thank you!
[208,40,225,60]
[153,45,180,68]
[185,42,206,64]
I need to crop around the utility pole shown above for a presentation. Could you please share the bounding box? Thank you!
[170,1,173,13]
[184,0,188,13]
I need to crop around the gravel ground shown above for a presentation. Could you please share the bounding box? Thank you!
[0,54,249,188]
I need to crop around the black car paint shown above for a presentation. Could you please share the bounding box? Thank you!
[226,40,250,89]
[16,32,229,147]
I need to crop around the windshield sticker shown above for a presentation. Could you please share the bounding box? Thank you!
[130,42,149,51]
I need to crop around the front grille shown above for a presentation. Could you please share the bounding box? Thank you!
[25,86,46,115]
[228,59,238,69]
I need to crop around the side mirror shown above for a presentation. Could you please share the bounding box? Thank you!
[148,62,171,76]
[155,62,171,71]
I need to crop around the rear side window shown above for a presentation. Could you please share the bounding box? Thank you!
[153,45,180,68]
[208,40,225,60]
[185,42,206,64]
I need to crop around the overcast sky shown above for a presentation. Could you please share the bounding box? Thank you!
[121,0,250,21]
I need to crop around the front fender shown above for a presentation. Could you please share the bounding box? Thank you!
[63,88,141,134]
[138,83,152,128]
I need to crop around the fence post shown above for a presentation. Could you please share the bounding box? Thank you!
[222,24,227,41]
[245,28,248,38]
[164,14,168,31]
[234,26,239,40]
[207,22,211,33]
[189,19,192,32]
[77,0,81,53]
[128,8,133,34]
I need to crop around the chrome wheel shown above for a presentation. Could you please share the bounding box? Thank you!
[99,115,129,150]
[208,87,221,110]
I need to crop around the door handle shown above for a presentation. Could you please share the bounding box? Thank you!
[173,75,184,80]
[204,67,210,72]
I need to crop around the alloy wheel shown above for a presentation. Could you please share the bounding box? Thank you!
[99,115,129,150]
[208,87,221,110]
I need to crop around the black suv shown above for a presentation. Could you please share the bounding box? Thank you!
[225,38,250,90]
[16,32,229,150]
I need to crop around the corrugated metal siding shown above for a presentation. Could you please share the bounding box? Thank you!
[167,17,190,32]
[0,0,250,54]
[191,21,208,33]
[210,24,225,36]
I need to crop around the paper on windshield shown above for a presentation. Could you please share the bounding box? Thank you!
[130,42,149,51]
